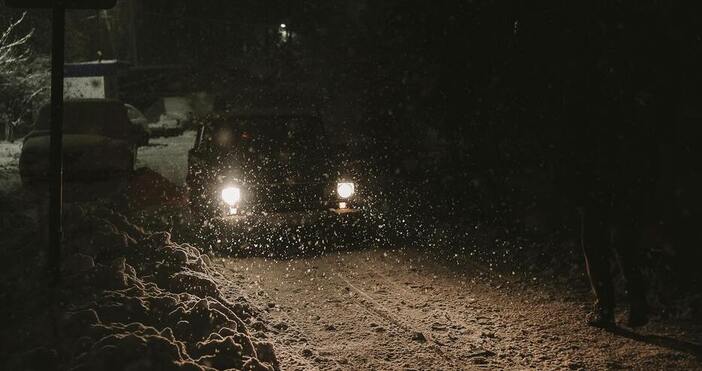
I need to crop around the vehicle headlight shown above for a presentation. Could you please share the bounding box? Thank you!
[221,186,241,205]
[337,182,355,199]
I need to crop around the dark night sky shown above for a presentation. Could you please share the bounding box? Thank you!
[4,0,701,281]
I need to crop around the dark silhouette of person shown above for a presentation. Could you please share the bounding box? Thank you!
[558,3,674,328]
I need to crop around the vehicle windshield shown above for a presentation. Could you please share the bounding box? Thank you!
[36,101,129,138]
[203,116,325,154]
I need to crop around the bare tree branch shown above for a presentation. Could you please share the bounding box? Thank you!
[0,12,50,140]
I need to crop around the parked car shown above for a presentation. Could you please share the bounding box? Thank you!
[20,99,139,184]
[186,113,364,246]
[124,103,151,146]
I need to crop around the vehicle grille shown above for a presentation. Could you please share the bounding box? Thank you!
[246,182,328,212]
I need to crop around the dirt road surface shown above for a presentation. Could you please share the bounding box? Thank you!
[220,248,702,370]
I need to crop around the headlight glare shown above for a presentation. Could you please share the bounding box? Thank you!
[221,186,241,205]
[337,182,355,199]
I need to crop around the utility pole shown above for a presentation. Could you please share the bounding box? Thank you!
[4,0,118,299]
[95,9,101,57]
[48,3,65,287]
[128,0,139,65]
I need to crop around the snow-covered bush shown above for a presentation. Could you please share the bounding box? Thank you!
[0,12,49,141]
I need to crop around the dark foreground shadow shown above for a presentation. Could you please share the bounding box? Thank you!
[608,326,702,359]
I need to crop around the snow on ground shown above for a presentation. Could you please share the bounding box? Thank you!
[0,203,280,370]
[0,140,22,193]
[0,134,281,370]
[129,131,702,370]
[137,131,196,186]
[224,249,702,370]
[0,140,21,168]
[2,131,700,370]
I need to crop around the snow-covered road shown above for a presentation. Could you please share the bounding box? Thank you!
[128,131,702,370]
[222,248,702,370]
[136,131,195,186]
[3,131,699,370]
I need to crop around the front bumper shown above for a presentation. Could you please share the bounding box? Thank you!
[215,207,362,228]
[199,207,368,255]
[189,178,364,219]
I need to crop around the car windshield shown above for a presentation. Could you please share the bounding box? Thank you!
[36,101,129,138]
[204,116,325,154]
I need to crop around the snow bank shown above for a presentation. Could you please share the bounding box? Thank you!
[125,167,188,208]
[5,206,279,371]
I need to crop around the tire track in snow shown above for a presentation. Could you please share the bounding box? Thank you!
[219,261,329,371]
[332,249,506,368]
[332,259,467,369]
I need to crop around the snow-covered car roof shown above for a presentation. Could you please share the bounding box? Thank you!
[35,99,130,138]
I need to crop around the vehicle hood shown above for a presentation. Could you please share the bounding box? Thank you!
[206,149,335,185]
[22,133,124,155]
